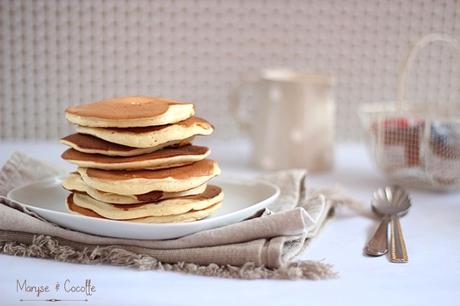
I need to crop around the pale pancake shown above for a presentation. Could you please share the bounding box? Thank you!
[130,203,221,223]
[78,159,220,195]
[61,145,209,170]
[60,133,193,157]
[76,117,213,148]
[69,185,223,219]
[67,196,222,223]
[66,96,195,128]
[62,172,207,204]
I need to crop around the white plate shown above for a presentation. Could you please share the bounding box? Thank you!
[7,176,279,240]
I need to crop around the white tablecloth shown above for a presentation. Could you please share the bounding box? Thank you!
[1,141,459,306]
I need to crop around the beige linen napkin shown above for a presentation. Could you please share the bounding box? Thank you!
[0,152,339,280]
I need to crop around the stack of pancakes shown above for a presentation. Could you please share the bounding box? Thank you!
[60,96,223,223]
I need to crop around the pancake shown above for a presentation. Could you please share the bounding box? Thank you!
[62,172,208,204]
[67,195,222,223]
[78,159,220,195]
[60,133,193,157]
[76,117,213,148]
[65,96,195,128]
[61,145,210,170]
[68,185,223,220]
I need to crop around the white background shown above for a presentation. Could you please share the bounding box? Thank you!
[1,0,460,141]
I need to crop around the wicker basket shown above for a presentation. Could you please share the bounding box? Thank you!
[360,34,460,191]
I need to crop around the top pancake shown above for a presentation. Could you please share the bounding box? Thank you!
[65,96,195,128]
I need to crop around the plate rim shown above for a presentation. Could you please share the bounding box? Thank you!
[6,175,280,228]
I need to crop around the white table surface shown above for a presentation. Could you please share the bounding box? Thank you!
[0,140,459,306]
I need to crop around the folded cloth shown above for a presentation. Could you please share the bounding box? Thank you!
[0,152,339,280]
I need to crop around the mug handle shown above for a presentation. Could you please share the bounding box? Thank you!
[228,76,259,134]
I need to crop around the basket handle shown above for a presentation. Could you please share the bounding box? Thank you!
[397,33,460,111]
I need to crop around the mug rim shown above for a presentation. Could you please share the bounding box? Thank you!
[260,69,335,85]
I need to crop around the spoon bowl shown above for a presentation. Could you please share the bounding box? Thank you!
[371,185,411,217]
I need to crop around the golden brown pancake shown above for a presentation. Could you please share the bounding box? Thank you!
[60,133,193,156]
[103,116,213,133]
[65,96,195,127]
[84,159,217,180]
[75,117,213,148]
[61,145,209,170]
[67,194,222,223]
[78,159,221,194]
[62,172,208,204]
[67,185,223,219]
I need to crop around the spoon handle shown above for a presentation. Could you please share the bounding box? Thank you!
[390,215,408,263]
[365,217,389,256]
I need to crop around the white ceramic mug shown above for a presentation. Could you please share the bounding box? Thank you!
[230,69,335,171]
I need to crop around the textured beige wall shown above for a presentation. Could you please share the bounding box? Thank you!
[1,0,459,141]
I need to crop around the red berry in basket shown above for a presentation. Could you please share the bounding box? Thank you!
[382,118,409,128]
[372,116,425,168]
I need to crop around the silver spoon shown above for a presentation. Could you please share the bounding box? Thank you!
[365,186,411,263]
[365,190,391,256]
[365,208,390,256]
